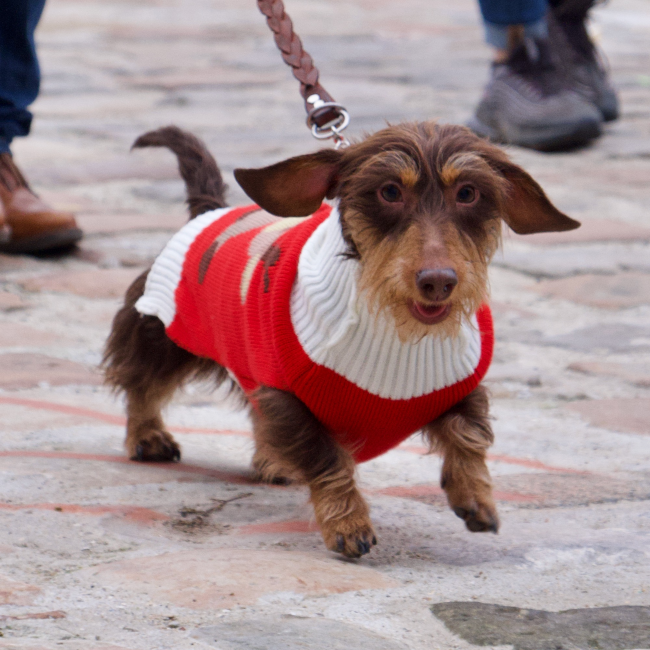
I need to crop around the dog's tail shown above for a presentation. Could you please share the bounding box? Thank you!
[132,126,227,219]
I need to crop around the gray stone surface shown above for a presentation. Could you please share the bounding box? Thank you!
[194,617,409,649]
[431,602,650,650]
[532,272,650,309]
[543,324,650,353]
[494,242,650,278]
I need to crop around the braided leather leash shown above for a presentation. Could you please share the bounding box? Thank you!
[257,0,350,148]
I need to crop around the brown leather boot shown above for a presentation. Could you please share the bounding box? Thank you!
[0,153,82,254]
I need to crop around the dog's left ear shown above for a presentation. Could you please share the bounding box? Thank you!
[495,161,580,234]
[234,149,343,217]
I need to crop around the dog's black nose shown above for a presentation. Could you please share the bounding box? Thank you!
[416,268,457,302]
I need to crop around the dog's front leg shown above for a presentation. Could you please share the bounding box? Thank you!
[423,384,499,533]
[254,386,376,558]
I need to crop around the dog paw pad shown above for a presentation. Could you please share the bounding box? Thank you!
[330,529,377,559]
[454,505,499,534]
[129,429,181,462]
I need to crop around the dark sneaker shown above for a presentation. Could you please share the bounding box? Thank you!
[548,0,619,122]
[468,37,602,151]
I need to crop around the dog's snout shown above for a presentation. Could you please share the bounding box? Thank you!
[416,268,457,302]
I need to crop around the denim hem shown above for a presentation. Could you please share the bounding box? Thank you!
[478,0,548,26]
[484,17,548,49]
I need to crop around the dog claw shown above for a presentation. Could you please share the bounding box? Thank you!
[332,531,376,558]
[129,429,181,462]
[468,515,499,534]
[453,506,471,520]
[453,505,499,534]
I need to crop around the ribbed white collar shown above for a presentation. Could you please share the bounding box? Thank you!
[290,205,482,400]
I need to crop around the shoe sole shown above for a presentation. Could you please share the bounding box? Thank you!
[0,228,83,254]
[599,96,619,123]
[468,115,601,152]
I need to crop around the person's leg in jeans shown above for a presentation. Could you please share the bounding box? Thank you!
[479,0,550,61]
[0,0,82,254]
[468,0,608,150]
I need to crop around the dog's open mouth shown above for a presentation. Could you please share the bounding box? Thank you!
[409,301,451,325]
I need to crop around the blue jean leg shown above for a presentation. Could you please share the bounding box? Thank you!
[478,0,548,25]
[478,0,549,49]
[0,0,47,154]
[483,18,548,49]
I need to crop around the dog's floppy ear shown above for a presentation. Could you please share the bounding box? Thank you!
[494,160,580,234]
[234,149,343,217]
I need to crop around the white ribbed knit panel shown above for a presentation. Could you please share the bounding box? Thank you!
[290,206,482,400]
[135,207,232,326]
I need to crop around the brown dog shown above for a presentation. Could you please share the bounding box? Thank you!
[104,123,578,558]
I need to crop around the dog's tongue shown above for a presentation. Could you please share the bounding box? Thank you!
[409,301,451,325]
[414,302,446,318]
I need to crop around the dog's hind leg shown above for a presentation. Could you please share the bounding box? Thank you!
[253,386,376,558]
[103,271,230,461]
[103,127,233,460]
[423,384,499,533]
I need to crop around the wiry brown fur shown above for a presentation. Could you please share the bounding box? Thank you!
[105,122,578,557]
[103,127,235,462]
[254,387,375,558]
[133,125,227,220]
[103,272,237,461]
[423,384,498,532]
[334,123,510,340]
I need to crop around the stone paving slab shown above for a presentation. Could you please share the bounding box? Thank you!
[0,354,102,390]
[0,578,41,607]
[431,602,650,650]
[0,293,27,312]
[568,360,650,387]
[88,549,396,610]
[507,218,650,245]
[75,213,187,235]
[20,268,145,300]
[531,271,650,308]
[494,241,650,278]
[568,398,650,436]
[0,0,649,649]
[194,618,410,650]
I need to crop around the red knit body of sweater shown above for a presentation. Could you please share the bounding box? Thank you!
[136,204,494,463]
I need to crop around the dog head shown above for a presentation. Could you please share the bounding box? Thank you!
[235,122,579,340]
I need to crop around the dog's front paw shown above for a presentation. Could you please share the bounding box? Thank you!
[127,429,181,462]
[321,517,377,559]
[442,472,499,533]
[452,503,499,533]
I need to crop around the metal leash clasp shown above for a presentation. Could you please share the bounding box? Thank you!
[306,95,351,149]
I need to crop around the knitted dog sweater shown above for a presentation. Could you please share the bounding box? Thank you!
[136,203,494,462]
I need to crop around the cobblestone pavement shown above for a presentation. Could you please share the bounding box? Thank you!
[1,0,649,648]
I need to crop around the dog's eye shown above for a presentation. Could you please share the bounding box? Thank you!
[456,185,478,204]
[379,184,403,203]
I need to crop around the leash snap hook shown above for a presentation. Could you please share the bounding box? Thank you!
[306,94,351,148]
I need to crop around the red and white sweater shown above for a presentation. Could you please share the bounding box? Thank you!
[136,203,494,462]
